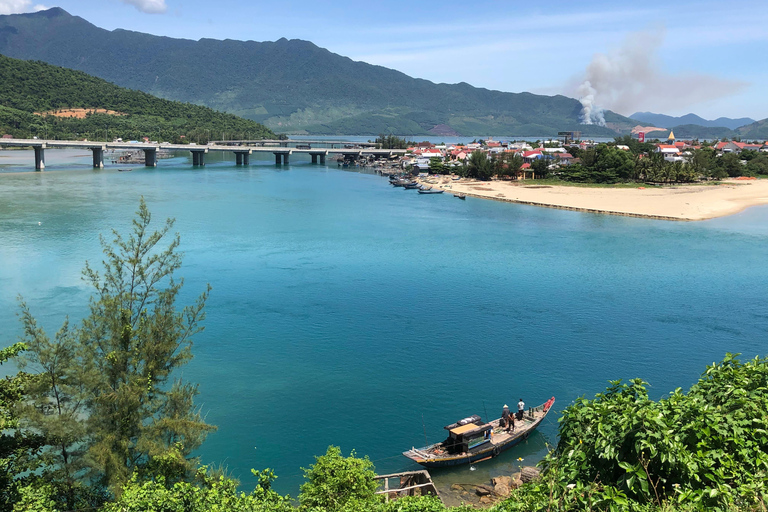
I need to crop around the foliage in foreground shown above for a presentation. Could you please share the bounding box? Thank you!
[0,343,34,510]
[496,353,768,511]
[299,446,379,510]
[8,198,214,511]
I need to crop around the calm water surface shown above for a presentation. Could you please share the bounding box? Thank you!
[1,149,767,498]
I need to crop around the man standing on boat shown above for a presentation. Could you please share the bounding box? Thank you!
[501,405,514,432]
[517,398,525,420]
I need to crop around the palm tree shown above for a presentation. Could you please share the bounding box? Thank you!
[467,150,493,180]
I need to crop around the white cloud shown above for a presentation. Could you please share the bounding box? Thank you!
[120,0,167,14]
[0,0,47,14]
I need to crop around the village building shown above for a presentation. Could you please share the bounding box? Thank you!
[655,144,680,155]
[420,147,443,159]
[716,141,763,153]
[508,142,533,151]
[521,150,543,163]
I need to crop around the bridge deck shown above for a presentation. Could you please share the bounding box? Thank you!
[0,139,407,155]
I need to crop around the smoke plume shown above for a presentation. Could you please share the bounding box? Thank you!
[575,27,747,124]
[577,80,605,126]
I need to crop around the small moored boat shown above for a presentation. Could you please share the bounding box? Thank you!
[454,194,466,200]
[417,188,444,194]
[403,182,422,189]
[403,397,555,468]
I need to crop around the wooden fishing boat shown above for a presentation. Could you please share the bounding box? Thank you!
[403,397,555,468]
[403,182,422,189]
[117,168,132,172]
[454,194,466,200]
[417,188,444,194]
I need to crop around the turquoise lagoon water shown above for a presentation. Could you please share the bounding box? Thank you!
[1,149,767,497]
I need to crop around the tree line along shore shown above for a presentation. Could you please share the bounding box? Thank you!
[2,199,766,512]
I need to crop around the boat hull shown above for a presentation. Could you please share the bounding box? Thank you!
[414,434,529,468]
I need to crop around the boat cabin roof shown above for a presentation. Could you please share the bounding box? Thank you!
[449,422,491,438]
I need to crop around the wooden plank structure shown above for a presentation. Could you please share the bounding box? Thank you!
[374,470,442,503]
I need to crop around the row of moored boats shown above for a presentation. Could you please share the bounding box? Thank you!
[390,175,444,194]
[390,175,467,199]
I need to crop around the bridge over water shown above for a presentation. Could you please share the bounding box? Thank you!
[0,139,407,170]
[210,139,381,149]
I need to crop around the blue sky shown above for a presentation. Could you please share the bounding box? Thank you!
[4,0,768,120]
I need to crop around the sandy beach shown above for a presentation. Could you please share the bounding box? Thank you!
[422,178,768,221]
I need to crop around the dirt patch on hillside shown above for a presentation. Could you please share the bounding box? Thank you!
[631,124,667,135]
[35,108,127,119]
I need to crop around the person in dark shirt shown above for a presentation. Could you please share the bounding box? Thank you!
[501,404,514,432]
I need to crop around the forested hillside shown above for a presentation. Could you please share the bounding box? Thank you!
[0,54,275,142]
[738,118,768,139]
[0,8,634,137]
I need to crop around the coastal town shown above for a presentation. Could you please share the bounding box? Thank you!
[368,131,768,221]
[396,131,768,177]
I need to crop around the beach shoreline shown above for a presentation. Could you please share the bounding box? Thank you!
[419,177,768,221]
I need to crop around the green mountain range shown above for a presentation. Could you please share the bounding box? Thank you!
[737,119,768,140]
[640,122,768,141]
[630,112,755,131]
[629,111,768,141]
[0,8,635,137]
[0,53,274,142]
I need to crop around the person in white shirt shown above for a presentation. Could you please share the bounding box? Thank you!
[517,398,525,420]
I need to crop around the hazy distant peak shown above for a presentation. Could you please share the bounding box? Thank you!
[630,111,756,130]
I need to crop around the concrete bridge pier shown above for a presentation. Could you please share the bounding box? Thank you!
[191,149,207,166]
[274,151,291,165]
[90,146,105,168]
[143,148,157,167]
[235,150,251,165]
[34,145,45,170]
[309,151,327,165]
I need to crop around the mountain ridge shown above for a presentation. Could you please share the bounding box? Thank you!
[0,8,634,137]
